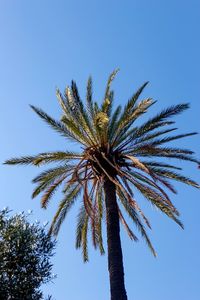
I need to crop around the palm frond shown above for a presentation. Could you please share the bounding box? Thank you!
[34,151,82,166]
[82,214,89,262]
[76,205,87,249]
[117,188,156,256]
[56,88,69,115]
[133,128,178,145]
[112,98,156,147]
[106,90,114,118]
[130,103,189,140]
[134,146,199,164]
[143,103,190,129]
[147,167,200,188]
[75,199,90,262]
[32,164,74,183]
[41,176,66,208]
[30,105,88,145]
[5,151,81,167]
[117,123,176,150]
[32,178,54,199]
[119,81,149,122]
[102,69,119,117]
[86,76,94,121]
[49,183,82,236]
[108,105,122,140]
[118,205,138,241]
[92,181,105,254]
[116,127,177,152]
[124,170,175,209]
[61,115,95,146]
[104,69,119,100]
[4,155,41,165]
[116,177,152,228]
[133,180,183,228]
[141,161,182,170]
[149,132,198,146]
[71,81,98,144]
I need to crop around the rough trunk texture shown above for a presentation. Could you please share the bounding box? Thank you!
[104,179,128,300]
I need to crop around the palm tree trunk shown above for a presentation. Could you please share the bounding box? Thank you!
[104,178,128,300]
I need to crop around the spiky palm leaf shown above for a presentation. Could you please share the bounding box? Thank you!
[5,70,200,260]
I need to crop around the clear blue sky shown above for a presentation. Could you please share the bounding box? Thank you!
[1,1,200,299]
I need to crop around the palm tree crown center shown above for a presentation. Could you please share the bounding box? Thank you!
[85,146,124,177]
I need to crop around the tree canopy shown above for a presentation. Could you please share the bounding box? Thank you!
[0,208,56,300]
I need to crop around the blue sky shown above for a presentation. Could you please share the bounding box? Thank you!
[1,1,200,299]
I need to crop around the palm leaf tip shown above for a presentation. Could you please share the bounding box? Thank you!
[4,156,34,165]
[162,103,190,118]
[109,68,120,82]
[3,158,16,165]
[30,104,38,113]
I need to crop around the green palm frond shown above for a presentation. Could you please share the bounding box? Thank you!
[148,132,198,146]
[126,121,176,146]
[101,69,119,117]
[5,152,81,166]
[49,183,82,236]
[146,167,200,188]
[141,161,182,170]
[116,176,152,228]
[33,151,82,166]
[117,187,156,256]
[133,128,178,145]
[130,103,189,140]
[104,69,119,100]
[5,155,41,165]
[32,164,74,183]
[56,88,69,115]
[95,182,105,254]
[82,214,89,262]
[76,202,89,262]
[118,81,149,123]
[125,170,177,207]
[41,176,66,209]
[32,178,53,199]
[142,103,190,130]
[31,166,71,199]
[30,105,88,145]
[112,98,156,147]
[134,146,199,163]
[61,115,95,146]
[96,215,105,254]
[71,81,98,143]
[86,76,93,117]
[86,181,105,255]
[133,180,183,228]
[115,127,178,151]
[106,90,114,118]
[126,145,195,156]
[108,105,122,139]
[76,205,87,249]
[57,87,96,146]
[118,205,138,241]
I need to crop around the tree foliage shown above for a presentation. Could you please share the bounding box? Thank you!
[0,208,56,300]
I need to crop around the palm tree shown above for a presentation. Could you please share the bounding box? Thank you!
[5,70,199,300]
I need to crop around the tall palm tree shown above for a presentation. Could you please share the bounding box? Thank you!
[5,70,199,300]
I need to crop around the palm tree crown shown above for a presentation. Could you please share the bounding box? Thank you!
[5,69,200,261]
